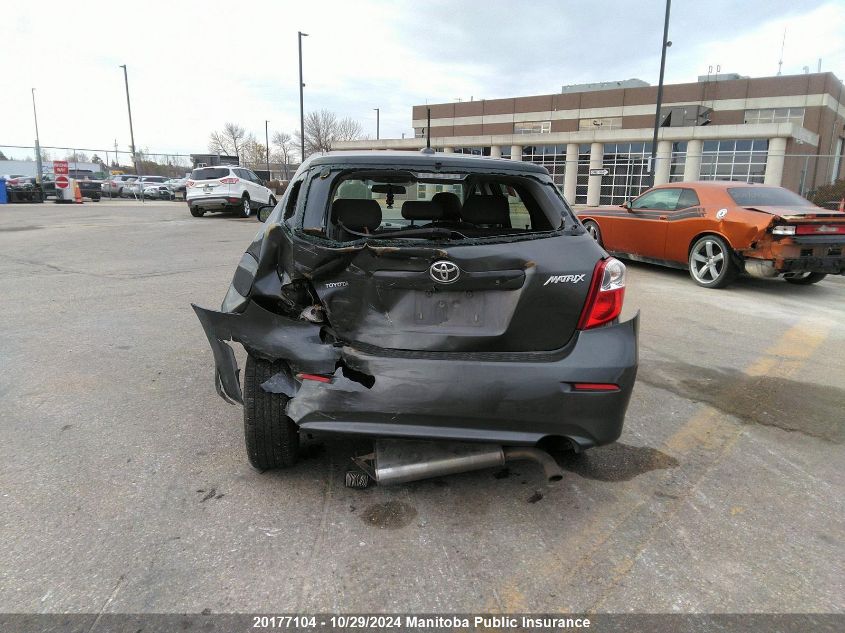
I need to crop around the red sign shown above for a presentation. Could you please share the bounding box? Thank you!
[53,160,69,176]
[55,175,69,189]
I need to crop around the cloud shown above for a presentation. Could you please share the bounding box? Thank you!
[0,0,841,158]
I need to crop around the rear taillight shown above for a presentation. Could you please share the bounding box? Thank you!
[577,257,626,330]
[186,180,195,187]
[220,177,239,184]
[571,383,621,391]
[795,224,845,235]
[772,225,796,235]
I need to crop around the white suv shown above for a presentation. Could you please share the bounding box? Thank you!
[186,166,276,218]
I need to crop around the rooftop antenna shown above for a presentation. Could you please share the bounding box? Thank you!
[777,28,786,76]
[421,107,434,154]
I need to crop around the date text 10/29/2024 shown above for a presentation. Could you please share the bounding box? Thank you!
[252,615,592,629]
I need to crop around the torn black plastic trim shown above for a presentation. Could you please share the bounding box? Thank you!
[192,301,341,405]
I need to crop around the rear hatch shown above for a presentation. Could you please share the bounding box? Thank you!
[312,237,601,353]
[187,167,233,200]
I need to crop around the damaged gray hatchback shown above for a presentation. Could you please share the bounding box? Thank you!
[193,151,639,472]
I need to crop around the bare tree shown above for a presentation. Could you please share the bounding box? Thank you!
[238,134,268,170]
[208,122,246,158]
[272,131,295,179]
[294,110,364,159]
[335,117,363,142]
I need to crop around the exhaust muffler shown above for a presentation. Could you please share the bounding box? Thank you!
[349,439,564,487]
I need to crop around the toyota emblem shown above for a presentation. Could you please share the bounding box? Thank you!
[429,260,461,284]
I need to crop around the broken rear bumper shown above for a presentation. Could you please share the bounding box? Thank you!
[193,302,639,450]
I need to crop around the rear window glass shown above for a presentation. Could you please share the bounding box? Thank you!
[190,167,229,180]
[313,168,566,243]
[728,187,811,207]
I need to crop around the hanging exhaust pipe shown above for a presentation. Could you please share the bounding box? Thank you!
[350,439,564,487]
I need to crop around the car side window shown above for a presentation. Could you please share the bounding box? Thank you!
[283,179,304,220]
[248,170,263,184]
[676,188,701,209]
[631,188,682,211]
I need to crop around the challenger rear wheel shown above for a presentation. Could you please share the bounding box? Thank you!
[689,235,737,288]
[784,272,827,285]
[583,220,602,246]
[243,356,299,470]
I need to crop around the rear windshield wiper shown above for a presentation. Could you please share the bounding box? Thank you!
[339,222,465,241]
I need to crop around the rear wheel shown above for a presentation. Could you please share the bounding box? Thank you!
[190,207,205,217]
[688,235,737,288]
[239,196,252,218]
[243,356,299,470]
[784,272,827,285]
[583,220,602,246]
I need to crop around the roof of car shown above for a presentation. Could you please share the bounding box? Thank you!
[299,150,548,174]
[655,180,767,190]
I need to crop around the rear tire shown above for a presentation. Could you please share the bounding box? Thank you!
[688,235,738,288]
[190,207,205,217]
[243,356,299,470]
[784,272,827,285]
[583,220,602,246]
[239,196,252,218]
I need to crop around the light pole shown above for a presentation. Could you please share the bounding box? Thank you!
[298,31,308,163]
[374,108,380,140]
[31,88,43,185]
[649,0,672,187]
[265,120,271,179]
[119,65,139,178]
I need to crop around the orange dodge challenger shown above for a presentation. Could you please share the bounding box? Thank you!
[576,181,845,288]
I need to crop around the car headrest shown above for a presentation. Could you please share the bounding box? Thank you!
[331,198,382,233]
[461,195,510,225]
[431,192,462,220]
[401,200,444,221]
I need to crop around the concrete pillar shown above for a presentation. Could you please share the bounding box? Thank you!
[490,145,502,158]
[510,145,523,161]
[654,140,673,185]
[586,142,604,206]
[683,139,703,182]
[443,146,454,154]
[764,137,787,186]
[563,143,579,203]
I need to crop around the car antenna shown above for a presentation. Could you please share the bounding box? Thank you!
[421,107,435,154]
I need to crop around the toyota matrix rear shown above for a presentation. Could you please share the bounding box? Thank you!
[193,151,639,472]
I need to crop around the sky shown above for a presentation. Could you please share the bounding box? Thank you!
[2,0,844,160]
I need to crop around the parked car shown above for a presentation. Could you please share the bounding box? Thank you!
[41,174,102,201]
[185,166,276,218]
[577,181,845,288]
[123,175,168,198]
[143,184,174,200]
[102,174,138,197]
[164,178,188,199]
[192,150,638,474]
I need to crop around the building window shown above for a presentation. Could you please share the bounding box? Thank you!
[453,147,491,156]
[578,117,622,131]
[744,108,804,126]
[599,142,654,205]
[669,141,687,182]
[514,121,551,135]
[575,144,591,204]
[699,139,768,184]
[414,128,425,138]
[521,145,567,189]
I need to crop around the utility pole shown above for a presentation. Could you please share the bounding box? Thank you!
[265,120,271,180]
[119,65,139,178]
[374,108,380,140]
[649,0,672,187]
[298,31,308,163]
[31,88,43,185]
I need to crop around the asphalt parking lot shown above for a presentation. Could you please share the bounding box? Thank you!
[1,200,843,614]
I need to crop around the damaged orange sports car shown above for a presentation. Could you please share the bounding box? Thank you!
[577,181,845,288]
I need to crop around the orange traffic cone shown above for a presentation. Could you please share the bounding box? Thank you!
[73,180,82,204]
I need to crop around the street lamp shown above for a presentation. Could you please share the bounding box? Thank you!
[31,88,43,185]
[374,108,380,140]
[649,0,672,187]
[298,31,308,163]
[119,65,139,178]
[265,120,271,179]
